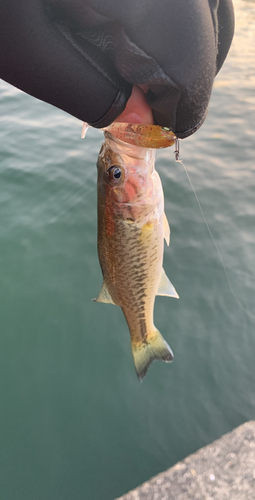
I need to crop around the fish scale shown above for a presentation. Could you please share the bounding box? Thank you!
[111,218,162,342]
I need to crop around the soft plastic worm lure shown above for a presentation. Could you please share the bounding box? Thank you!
[102,123,177,149]
[82,122,177,149]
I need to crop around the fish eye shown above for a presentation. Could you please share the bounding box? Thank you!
[107,165,123,183]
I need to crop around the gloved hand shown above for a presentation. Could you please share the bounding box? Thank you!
[0,0,234,138]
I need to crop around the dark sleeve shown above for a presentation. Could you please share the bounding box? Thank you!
[0,0,234,138]
[0,0,132,126]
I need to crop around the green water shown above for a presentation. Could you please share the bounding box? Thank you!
[0,1,254,498]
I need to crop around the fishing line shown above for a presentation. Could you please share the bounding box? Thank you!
[173,139,255,320]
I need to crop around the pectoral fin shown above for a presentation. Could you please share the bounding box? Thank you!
[93,281,117,305]
[163,212,170,246]
[157,268,179,298]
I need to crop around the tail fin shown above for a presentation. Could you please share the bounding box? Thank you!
[131,329,174,382]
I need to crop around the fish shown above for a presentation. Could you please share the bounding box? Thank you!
[94,124,179,381]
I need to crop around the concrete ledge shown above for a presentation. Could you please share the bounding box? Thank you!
[116,421,255,500]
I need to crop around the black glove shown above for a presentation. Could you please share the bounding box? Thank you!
[0,0,234,138]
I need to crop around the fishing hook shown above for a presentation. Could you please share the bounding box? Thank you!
[174,138,180,162]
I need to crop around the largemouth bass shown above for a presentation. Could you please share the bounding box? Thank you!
[95,124,179,381]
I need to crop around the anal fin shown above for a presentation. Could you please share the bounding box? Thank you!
[157,268,179,298]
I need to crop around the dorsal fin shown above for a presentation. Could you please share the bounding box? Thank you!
[92,281,117,305]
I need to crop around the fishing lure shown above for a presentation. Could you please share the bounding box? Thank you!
[81,121,177,149]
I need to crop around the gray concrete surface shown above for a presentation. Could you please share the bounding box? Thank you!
[116,421,255,500]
